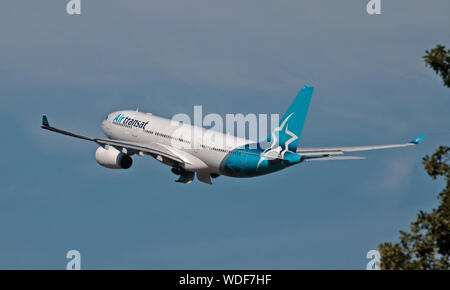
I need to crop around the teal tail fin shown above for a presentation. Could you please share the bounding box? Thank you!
[269,85,314,152]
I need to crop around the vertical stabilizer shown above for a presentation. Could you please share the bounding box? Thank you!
[269,85,314,152]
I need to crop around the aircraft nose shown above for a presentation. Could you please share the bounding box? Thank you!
[101,115,111,135]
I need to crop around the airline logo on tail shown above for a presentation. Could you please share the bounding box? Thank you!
[271,112,298,157]
[266,85,314,152]
[256,85,314,168]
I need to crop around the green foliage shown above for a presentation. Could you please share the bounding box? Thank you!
[378,46,450,270]
[423,45,450,88]
[379,147,450,269]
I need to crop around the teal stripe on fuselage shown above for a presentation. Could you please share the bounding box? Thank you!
[219,143,302,177]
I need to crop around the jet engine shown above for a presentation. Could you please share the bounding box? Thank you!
[95,146,132,169]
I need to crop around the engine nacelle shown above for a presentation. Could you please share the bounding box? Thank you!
[95,146,132,169]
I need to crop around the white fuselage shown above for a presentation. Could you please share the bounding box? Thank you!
[101,110,251,175]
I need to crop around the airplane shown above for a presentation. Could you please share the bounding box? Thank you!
[41,85,425,184]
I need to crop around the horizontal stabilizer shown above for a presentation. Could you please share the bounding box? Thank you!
[303,156,366,162]
[410,134,426,145]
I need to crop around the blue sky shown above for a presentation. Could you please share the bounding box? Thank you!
[0,0,449,269]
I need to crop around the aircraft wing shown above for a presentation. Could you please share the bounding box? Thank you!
[40,115,187,165]
[297,134,425,161]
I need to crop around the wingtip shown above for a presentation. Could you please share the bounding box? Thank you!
[42,115,49,127]
[410,133,426,144]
